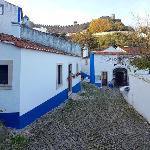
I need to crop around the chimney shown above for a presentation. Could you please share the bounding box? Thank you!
[83,44,89,58]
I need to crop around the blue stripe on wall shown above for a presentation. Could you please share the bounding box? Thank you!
[0,82,81,129]
[0,112,19,128]
[90,53,95,84]
[81,72,90,79]
[18,7,22,23]
[94,83,101,87]
[19,89,68,129]
[72,82,81,93]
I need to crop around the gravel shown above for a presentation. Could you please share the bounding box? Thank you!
[9,82,150,149]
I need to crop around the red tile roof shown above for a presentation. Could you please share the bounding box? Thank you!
[0,33,79,57]
[93,51,128,55]
[121,47,143,54]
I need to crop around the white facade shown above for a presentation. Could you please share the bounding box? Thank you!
[0,36,81,129]
[121,73,150,123]
[81,46,129,87]
[94,54,128,85]
[0,42,21,113]
[0,0,22,37]
[0,42,81,114]
[20,49,81,115]
[81,58,90,76]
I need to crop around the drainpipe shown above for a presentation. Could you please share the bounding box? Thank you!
[90,52,95,84]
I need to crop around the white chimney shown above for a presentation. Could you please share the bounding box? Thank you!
[83,44,89,58]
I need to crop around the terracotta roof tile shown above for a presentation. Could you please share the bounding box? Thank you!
[0,33,79,57]
[93,51,128,55]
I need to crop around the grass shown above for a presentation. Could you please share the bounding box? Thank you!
[0,122,28,150]
[0,121,4,127]
[10,135,28,150]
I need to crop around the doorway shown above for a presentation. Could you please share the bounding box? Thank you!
[101,72,108,86]
[68,64,72,94]
[113,68,128,87]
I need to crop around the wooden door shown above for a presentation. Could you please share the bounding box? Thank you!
[68,64,72,92]
[102,72,108,86]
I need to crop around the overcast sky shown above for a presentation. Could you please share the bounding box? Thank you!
[6,0,150,26]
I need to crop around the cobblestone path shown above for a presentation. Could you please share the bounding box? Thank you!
[22,82,150,150]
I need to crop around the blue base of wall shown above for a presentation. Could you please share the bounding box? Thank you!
[94,83,101,87]
[0,112,20,128]
[19,88,68,129]
[72,82,81,93]
[0,82,81,129]
[81,72,90,79]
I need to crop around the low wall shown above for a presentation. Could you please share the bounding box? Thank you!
[122,74,150,123]
[20,26,81,56]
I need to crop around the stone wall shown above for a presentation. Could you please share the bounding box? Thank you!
[20,27,81,56]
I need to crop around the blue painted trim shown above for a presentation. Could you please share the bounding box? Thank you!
[94,83,101,87]
[0,82,81,129]
[0,112,20,128]
[0,89,68,129]
[18,7,22,23]
[90,53,95,84]
[19,89,68,129]
[108,82,113,88]
[72,82,81,93]
[81,72,90,79]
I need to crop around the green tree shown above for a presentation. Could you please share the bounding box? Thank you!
[70,31,98,50]
[114,21,125,31]
[129,15,150,70]
[97,32,133,48]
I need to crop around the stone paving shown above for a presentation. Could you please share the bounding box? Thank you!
[8,82,150,149]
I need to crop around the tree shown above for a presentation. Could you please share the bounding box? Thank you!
[114,21,125,31]
[129,15,150,70]
[70,31,98,50]
[88,18,125,33]
[97,32,133,48]
[88,19,113,33]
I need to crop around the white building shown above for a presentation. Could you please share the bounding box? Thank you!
[82,46,130,87]
[0,1,82,129]
[0,0,22,37]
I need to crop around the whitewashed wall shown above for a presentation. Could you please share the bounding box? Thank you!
[21,27,81,56]
[122,74,150,123]
[0,0,21,37]
[0,42,21,113]
[81,58,90,75]
[94,54,128,83]
[20,49,81,115]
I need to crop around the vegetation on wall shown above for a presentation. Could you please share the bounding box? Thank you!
[70,31,98,50]
[97,32,132,48]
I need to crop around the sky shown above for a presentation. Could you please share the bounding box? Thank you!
[6,0,150,26]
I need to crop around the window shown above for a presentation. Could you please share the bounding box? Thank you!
[0,65,8,84]
[76,63,79,74]
[0,60,13,89]
[0,4,4,15]
[57,64,63,87]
